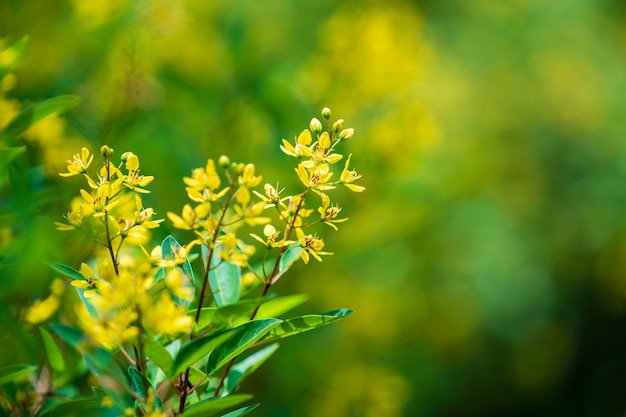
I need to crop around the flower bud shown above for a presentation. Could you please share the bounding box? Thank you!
[310,118,323,134]
[235,162,245,175]
[332,119,344,133]
[322,107,332,120]
[218,155,230,168]
[100,145,114,158]
[339,128,354,141]
[120,151,133,162]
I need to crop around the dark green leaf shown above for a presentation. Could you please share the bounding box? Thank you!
[169,329,236,378]
[142,336,173,375]
[183,394,253,417]
[259,309,353,344]
[0,364,37,385]
[225,344,279,395]
[0,95,81,141]
[44,261,83,281]
[40,327,66,374]
[129,367,163,410]
[206,244,241,307]
[189,298,263,331]
[38,398,99,417]
[206,319,281,375]
[273,246,302,283]
[0,146,25,170]
[221,403,260,417]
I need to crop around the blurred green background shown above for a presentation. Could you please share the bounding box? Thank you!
[2,0,626,416]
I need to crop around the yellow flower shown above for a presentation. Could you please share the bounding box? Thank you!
[302,131,343,169]
[280,129,314,158]
[239,163,262,187]
[296,228,332,263]
[142,293,192,336]
[340,154,365,192]
[25,294,60,324]
[318,193,348,231]
[250,224,292,248]
[296,163,335,191]
[59,147,93,177]
[123,154,154,193]
[70,262,98,298]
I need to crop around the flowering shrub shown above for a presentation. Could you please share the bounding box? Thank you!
[1,91,363,415]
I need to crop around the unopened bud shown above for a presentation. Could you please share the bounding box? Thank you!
[332,119,344,133]
[218,155,230,168]
[120,151,133,162]
[322,107,332,120]
[235,163,245,175]
[100,145,114,158]
[339,128,354,141]
[310,118,323,134]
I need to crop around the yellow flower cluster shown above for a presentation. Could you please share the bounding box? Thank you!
[57,146,192,349]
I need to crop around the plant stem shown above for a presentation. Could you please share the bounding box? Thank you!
[213,189,309,397]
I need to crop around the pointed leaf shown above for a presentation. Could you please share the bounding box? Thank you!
[129,367,163,410]
[221,403,260,417]
[183,394,253,417]
[189,298,264,331]
[0,365,37,385]
[169,329,236,378]
[40,327,66,374]
[252,293,309,319]
[206,244,241,307]
[0,95,81,141]
[142,336,173,375]
[206,319,281,374]
[225,344,279,395]
[45,261,84,281]
[38,398,99,417]
[259,309,353,344]
[0,146,25,171]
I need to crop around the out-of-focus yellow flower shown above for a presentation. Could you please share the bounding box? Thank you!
[239,163,262,187]
[340,154,365,192]
[165,268,194,303]
[59,147,94,177]
[141,293,192,336]
[25,294,60,324]
[70,262,98,298]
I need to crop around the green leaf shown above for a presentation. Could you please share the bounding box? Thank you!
[0,36,28,78]
[252,293,309,319]
[259,309,353,344]
[142,336,173,375]
[183,394,253,417]
[169,329,236,378]
[160,235,196,306]
[40,327,66,374]
[129,367,163,410]
[0,95,81,142]
[38,398,99,417]
[44,261,84,281]
[225,344,279,395]
[49,323,84,349]
[0,364,37,385]
[206,319,281,375]
[0,146,25,170]
[206,244,241,307]
[221,403,260,417]
[273,246,302,284]
[190,298,264,331]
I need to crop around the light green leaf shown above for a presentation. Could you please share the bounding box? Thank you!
[225,344,279,395]
[183,394,253,417]
[221,403,260,417]
[252,293,309,319]
[40,327,65,374]
[273,246,302,284]
[189,298,264,331]
[206,319,281,375]
[44,261,83,281]
[206,244,241,307]
[259,309,353,344]
[142,336,173,375]
[0,364,37,385]
[160,235,196,307]
[0,95,81,142]
[169,329,236,378]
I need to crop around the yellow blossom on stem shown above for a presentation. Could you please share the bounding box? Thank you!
[340,154,365,192]
[295,227,332,263]
[318,193,348,231]
[59,147,93,177]
[280,129,314,158]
